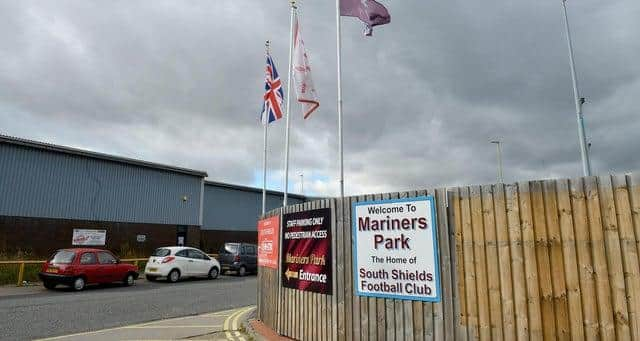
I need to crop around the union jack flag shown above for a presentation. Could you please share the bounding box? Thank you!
[261,54,284,124]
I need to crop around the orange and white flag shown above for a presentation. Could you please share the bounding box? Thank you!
[292,15,319,119]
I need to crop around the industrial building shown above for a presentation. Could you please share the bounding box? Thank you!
[0,135,306,257]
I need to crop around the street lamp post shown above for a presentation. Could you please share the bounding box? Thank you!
[299,172,304,195]
[562,0,592,176]
[491,140,504,183]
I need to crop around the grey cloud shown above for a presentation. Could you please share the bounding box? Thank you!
[0,0,638,196]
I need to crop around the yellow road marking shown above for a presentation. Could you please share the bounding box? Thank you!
[223,308,245,340]
[224,306,255,341]
[233,306,256,341]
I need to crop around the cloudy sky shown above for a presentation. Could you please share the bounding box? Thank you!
[0,0,638,197]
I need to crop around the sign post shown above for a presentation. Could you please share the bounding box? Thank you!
[353,196,440,302]
[281,208,333,295]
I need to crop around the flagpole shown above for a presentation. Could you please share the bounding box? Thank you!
[562,0,591,176]
[335,0,344,199]
[283,0,296,207]
[262,120,268,215]
[262,44,270,216]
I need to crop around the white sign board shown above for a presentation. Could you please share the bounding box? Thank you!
[136,234,146,243]
[353,196,440,302]
[72,229,106,246]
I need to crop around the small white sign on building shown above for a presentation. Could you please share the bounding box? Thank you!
[72,229,106,246]
[136,234,146,243]
[353,196,441,302]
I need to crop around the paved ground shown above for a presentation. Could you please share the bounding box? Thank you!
[33,306,256,341]
[0,275,256,340]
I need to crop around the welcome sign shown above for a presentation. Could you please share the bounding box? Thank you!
[353,196,440,302]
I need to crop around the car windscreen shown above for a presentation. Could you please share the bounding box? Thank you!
[151,248,171,257]
[49,250,76,264]
[220,244,239,254]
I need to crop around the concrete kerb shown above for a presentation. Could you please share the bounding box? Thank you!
[240,309,260,340]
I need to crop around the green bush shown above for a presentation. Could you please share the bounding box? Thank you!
[0,263,42,286]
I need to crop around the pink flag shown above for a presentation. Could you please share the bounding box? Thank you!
[292,15,319,119]
[340,0,391,36]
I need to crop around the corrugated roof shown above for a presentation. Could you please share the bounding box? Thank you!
[0,134,208,178]
[204,180,308,200]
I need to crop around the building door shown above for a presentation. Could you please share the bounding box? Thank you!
[176,226,188,246]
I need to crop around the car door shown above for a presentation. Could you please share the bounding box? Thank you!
[174,249,192,276]
[240,245,247,268]
[187,249,210,276]
[97,251,119,282]
[79,252,100,283]
[247,245,258,272]
[240,245,256,271]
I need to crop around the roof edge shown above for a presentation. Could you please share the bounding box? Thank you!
[205,180,307,199]
[0,134,208,178]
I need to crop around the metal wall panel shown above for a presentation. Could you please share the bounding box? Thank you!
[0,144,202,225]
[202,184,305,231]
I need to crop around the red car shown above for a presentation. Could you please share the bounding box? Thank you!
[39,248,139,291]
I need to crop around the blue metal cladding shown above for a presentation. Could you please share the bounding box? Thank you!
[0,144,203,225]
[202,184,305,231]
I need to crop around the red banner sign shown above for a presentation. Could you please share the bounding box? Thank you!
[258,215,280,269]
[281,208,333,294]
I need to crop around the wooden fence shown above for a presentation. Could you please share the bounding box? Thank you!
[258,173,640,340]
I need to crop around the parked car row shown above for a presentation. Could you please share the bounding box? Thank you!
[38,243,257,291]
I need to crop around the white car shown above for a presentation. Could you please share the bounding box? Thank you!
[144,246,220,283]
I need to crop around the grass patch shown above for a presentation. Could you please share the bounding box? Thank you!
[0,250,43,285]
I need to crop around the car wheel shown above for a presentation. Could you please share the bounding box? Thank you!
[238,266,247,277]
[168,269,180,283]
[208,267,219,280]
[146,275,157,282]
[43,281,56,290]
[123,273,135,286]
[73,277,86,291]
